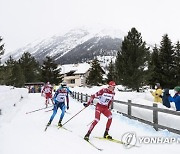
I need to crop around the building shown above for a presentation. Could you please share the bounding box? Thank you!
[24,82,45,93]
[60,63,91,88]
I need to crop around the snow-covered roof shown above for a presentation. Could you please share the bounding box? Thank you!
[59,63,91,75]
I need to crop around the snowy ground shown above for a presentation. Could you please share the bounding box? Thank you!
[0,86,180,154]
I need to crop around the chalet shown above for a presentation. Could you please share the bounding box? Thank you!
[60,63,91,88]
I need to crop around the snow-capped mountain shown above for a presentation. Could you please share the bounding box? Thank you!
[2,27,124,64]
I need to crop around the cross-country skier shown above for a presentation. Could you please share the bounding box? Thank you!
[84,81,116,141]
[41,82,54,107]
[46,82,73,127]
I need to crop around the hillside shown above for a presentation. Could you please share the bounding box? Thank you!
[2,27,124,64]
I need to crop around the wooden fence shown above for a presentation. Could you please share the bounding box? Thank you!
[72,91,180,135]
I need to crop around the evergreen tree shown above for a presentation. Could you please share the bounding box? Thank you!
[41,56,62,85]
[174,41,180,85]
[147,45,162,87]
[107,60,116,83]
[115,27,150,91]
[0,36,5,64]
[86,58,104,86]
[19,52,41,83]
[159,34,175,88]
[4,56,17,86]
[0,36,5,84]
[10,63,25,87]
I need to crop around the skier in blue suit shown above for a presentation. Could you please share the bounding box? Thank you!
[46,82,73,127]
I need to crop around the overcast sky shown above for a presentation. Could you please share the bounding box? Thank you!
[1,0,180,54]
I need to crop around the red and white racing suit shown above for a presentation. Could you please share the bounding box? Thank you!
[42,85,53,106]
[87,88,115,133]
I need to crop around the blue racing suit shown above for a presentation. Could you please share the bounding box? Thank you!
[49,86,72,123]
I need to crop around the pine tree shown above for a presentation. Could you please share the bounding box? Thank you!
[86,58,104,86]
[107,60,116,83]
[174,41,180,85]
[0,36,5,84]
[41,56,62,85]
[19,52,41,83]
[147,45,162,87]
[0,36,5,64]
[159,34,175,88]
[4,56,17,86]
[10,63,25,87]
[115,27,150,91]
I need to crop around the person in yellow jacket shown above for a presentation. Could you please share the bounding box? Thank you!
[150,83,163,103]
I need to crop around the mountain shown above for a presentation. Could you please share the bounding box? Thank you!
[2,27,124,64]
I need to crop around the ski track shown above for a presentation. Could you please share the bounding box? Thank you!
[1,93,180,154]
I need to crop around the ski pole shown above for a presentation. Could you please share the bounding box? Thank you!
[45,109,53,112]
[26,105,53,114]
[61,107,87,127]
[87,120,94,126]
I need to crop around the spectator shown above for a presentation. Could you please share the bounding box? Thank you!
[162,89,171,108]
[168,86,180,111]
[150,83,162,103]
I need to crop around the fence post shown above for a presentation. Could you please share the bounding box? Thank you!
[128,100,132,118]
[85,94,88,102]
[81,93,83,103]
[77,92,79,101]
[72,91,75,99]
[153,103,158,131]
[74,92,76,99]
[0,109,1,115]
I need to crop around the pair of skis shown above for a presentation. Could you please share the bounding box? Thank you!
[44,124,72,132]
[84,136,125,151]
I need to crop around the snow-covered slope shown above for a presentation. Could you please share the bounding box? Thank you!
[0,86,180,154]
[2,27,124,64]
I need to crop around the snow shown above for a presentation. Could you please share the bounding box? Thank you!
[1,26,124,64]
[59,63,91,74]
[0,85,180,154]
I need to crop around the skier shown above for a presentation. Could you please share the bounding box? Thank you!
[46,82,73,127]
[41,82,54,107]
[168,86,180,111]
[84,81,116,141]
[150,83,162,103]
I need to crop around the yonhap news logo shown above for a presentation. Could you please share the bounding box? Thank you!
[121,132,137,148]
[121,132,180,148]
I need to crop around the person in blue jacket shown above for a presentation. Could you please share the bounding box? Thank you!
[46,82,73,127]
[168,86,180,111]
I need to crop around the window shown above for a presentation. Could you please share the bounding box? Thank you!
[71,79,75,84]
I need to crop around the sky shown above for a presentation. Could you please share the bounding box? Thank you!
[1,0,180,54]
[0,85,180,154]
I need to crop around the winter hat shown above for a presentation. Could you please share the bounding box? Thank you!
[156,83,161,87]
[61,81,67,87]
[174,86,180,92]
[108,81,116,86]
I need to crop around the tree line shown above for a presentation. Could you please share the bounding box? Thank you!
[0,27,180,89]
[86,28,180,90]
[0,50,62,87]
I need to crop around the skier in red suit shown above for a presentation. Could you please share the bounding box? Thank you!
[84,81,116,141]
[41,82,54,107]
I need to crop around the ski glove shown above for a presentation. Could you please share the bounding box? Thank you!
[83,103,89,108]
[67,106,69,110]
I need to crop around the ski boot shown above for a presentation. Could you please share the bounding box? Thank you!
[47,121,51,126]
[58,120,62,127]
[84,133,90,141]
[104,131,112,139]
